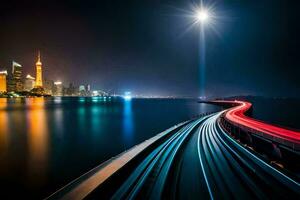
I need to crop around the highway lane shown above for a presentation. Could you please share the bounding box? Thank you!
[216,100,300,144]
[111,116,209,199]
[88,112,300,199]
[165,118,211,199]
[197,113,299,199]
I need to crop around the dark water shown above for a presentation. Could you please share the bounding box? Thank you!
[0,97,220,199]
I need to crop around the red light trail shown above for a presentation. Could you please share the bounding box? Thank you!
[215,100,300,144]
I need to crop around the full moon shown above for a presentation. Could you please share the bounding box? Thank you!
[196,9,210,23]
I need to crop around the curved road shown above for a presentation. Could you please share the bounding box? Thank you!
[103,112,300,199]
[217,100,300,144]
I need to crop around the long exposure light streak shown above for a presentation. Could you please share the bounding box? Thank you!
[216,100,300,143]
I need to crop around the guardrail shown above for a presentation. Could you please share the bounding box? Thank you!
[210,100,300,150]
[214,102,300,174]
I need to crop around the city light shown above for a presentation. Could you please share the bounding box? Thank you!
[26,74,35,79]
[124,95,132,101]
[54,81,62,85]
[0,70,8,75]
[92,91,99,96]
[124,92,132,101]
[12,61,22,67]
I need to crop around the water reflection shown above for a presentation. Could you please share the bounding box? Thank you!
[123,99,134,145]
[199,102,206,113]
[92,96,100,103]
[54,107,63,138]
[79,97,86,103]
[91,105,101,134]
[26,98,48,183]
[0,97,221,199]
[54,96,62,104]
[0,98,9,153]
[78,107,87,134]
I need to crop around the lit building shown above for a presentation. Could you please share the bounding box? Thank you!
[65,83,78,96]
[0,70,8,93]
[12,61,23,92]
[92,90,108,96]
[44,79,54,95]
[86,84,91,96]
[86,84,91,92]
[24,75,35,91]
[124,91,132,100]
[53,81,63,96]
[79,85,85,96]
[35,51,43,88]
[79,84,92,96]
[7,75,14,92]
[79,85,85,92]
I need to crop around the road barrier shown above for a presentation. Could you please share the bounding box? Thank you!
[211,100,300,173]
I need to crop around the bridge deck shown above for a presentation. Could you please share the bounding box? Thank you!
[212,100,300,151]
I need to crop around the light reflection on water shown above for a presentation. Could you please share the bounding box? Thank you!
[78,106,86,134]
[0,98,9,153]
[26,98,49,185]
[0,97,220,199]
[91,105,100,134]
[123,98,134,146]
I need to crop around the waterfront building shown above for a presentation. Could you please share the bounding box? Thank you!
[79,85,85,96]
[24,75,35,91]
[0,70,8,93]
[35,51,43,88]
[79,84,92,96]
[53,81,63,96]
[79,85,85,92]
[86,84,91,92]
[12,61,23,92]
[86,84,91,96]
[65,83,78,96]
[7,75,14,92]
[92,90,108,96]
[44,79,54,95]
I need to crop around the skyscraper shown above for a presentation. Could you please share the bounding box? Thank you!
[12,61,23,92]
[43,79,54,95]
[79,85,86,96]
[0,70,8,93]
[35,51,43,88]
[53,81,63,96]
[24,74,35,91]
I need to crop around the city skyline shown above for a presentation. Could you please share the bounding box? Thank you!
[0,51,59,86]
[0,51,96,97]
[1,0,300,98]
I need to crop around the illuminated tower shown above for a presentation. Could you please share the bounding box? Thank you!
[35,51,43,88]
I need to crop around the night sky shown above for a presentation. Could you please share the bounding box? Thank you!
[0,0,299,97]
